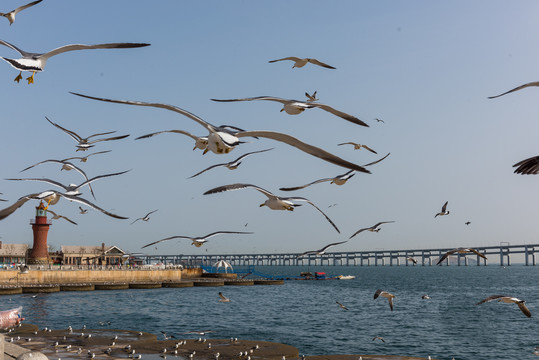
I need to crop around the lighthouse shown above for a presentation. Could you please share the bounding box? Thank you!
[28,201,51,265]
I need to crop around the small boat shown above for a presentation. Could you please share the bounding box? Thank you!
[337,275,356,280]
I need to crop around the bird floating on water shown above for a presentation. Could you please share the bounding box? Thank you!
[296,241,347,258]
[131,209,158,225]
[211,96,368,127]
[435,201,450,217]
[488,81,539,99]
[218,292,230,302]
[422,294,431,300]
[46,117,129,151]
[70,93,369,172]
[374,289,395,311]
[436,248,487,265]
[0,0,42,25]
[141,231,253,249]
[0,40,149,84]
[203,183,340,233]
[513,155,539,175]
[476,295,531,318]
[268,57,336,69]
[188,148,273,178]
[337,142,377,154]
[349,221,395,239]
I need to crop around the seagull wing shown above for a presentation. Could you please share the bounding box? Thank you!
[296,250,317,258]
[55,193,128,219]
[349,227,371,239]
[218,292,230,301]
[441,201,448,212]
[279,178,333,191]
[319,240,347,252]
[41,43,150,61]
[6,177,68,191]
[234,148,274,161]
[145,209,159,217]
[476,295,506,305]
[436,250,456,265]
[268,57,301,63]
[0,195,35,220]
[517,301,532,318]
[188,163,228,179]
[363,153,390,167]
[306,58,336,69]
[45,116,82,142]
[388,297,394,311]
[70,93,217,133]
[374,289,383,299]
[86,134,130,145]
[203,183,276,199]
[0,39,31,56]
[287,197,340,233]
[312,103,369,127]
[236,130,370,173]
[210,96,290,105]
[136,129,202,141]
[141,235,192,249]
[337,142,358,147]
[488,81,539,99]
[513,155,539,175]
[131,218,142,225]
[361,145,378,154]
[47,210,77,225]
[12,0,42,15]
[74,170,130,192]
[468,248,487,259]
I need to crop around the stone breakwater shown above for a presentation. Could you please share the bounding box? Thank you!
[2,324,436,360]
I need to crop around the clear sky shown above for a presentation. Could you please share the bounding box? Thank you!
[1,0,539,257]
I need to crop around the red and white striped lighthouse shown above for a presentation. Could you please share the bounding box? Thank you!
[28,201,51,264]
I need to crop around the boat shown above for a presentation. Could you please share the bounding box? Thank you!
[337,275,356,280]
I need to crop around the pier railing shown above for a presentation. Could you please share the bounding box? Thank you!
[137,243,539,267]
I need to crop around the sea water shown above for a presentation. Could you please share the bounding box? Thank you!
[2,265,538,359]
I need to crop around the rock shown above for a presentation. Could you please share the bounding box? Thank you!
[16,351,48,360]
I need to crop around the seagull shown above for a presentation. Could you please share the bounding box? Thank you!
[211,96,368,127]
[476,295,531,318]
[61,150,112,163]
[488,81,539,99]
[296,241,348,258]
[47,209,77,225]
[131,209,158,224]
[136,129,209,151]
[435,201,449,217]
[203,183,340,233]
[406,256,418,265]
[0,0,42,25]
[336,301,349,311]
[422,294,430,300]
[372,336,385,343]
[436,248,487,265]
[337,142,377,154]
[305,91,318,102]
[46,117,129,151]
[70,93,370,172]
[141,231,253,249]
[20,159,96,199]
[513,155,539,175]
[218,292,231,302]
[183,330,214,335]
[374,289,395,311]
[79,206,88,214]
[279,153,390,191]
[6,170,129,198]
[268,57,336,69]
[160,331,176,340]
[465,221,471,225]
[349,221,395,239]
[0,40,150,84]
[188,148,273,178]
[375,118,385,123]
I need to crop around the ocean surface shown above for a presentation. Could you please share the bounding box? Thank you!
[2,265,538,360]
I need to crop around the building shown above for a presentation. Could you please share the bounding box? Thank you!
[0,242,28,267]
[61,243,126,266]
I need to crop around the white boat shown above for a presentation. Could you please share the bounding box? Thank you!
[337,275,356,280]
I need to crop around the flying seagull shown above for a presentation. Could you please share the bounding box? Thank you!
[349,221,395,239]
[79,206,88,214]
[61,150,112,163]
[513,155,539,175]
[47,209,77,225]
[268,57,336,69]
[336,301,349,311]
[188,148,273,178]
[372,336,385,343]
[407,256,418,265]
[211,96,368,127]
[465,221,471,226]
[476,295,531,318]
[131,209,158,224]
[218,292,231,302]
[0,40,150,84]
[203,183,340,233]
[136,129,209,151]
[46,117,129,151]
[374,289,395,311]
[6,169,129,198]
[337,142,377,154]
[436,248,487,265]
[375,118,385,123]
[141,231,253,249]
[0,0,42,25]
[296,241,347,258]
[279,153,390,191]
[70,92,370,173]
[305,91,318,102]
[435,201,449,217]
[488,81,539,99]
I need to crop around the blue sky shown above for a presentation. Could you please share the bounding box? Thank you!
[1,1,539,256]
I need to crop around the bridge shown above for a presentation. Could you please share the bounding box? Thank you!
[135,243,538,267]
